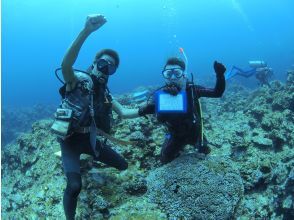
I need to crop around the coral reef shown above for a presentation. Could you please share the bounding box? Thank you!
[1,104,56,146]
[1,71,293,219]
[147,154,244,219]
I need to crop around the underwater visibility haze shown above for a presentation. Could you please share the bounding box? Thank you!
[2,0,294,107]
[1,0,294,219]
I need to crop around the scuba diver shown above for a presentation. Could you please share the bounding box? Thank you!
[225,60,274,86]
[138,56,226,164]
[255,67,274,86]
[51,14,139,220]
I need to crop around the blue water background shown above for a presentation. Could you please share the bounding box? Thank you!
[2,0,294,107]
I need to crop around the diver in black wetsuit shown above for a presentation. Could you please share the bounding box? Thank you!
[138,57,226,164]
[53,14,140,220]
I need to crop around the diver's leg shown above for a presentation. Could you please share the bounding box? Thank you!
[160,134,183,164]
[63,172,82,220]
[94,141,128,171]
[60,138,82,220]
[239,68,256,78]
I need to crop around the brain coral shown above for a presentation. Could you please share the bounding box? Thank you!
[147,154,244,220]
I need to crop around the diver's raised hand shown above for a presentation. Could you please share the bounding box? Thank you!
[214,61,226,77]
[84,14,107,33]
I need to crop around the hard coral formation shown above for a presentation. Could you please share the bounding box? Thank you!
[147,154,244,220]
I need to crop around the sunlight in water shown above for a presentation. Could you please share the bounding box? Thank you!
[231,0,254,31]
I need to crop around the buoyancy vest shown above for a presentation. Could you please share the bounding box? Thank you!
[92,84,113,134]
[59,71,113,134]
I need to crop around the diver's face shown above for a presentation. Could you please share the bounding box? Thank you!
[163,64,186,88]
[91,54,117,84]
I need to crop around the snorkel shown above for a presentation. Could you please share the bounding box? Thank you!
[179,47,189,76]
[179,47,195,84]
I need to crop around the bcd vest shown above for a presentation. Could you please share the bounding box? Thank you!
[59,71,113,134]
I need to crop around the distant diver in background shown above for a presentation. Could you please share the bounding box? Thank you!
[225,60,274,86]
[51,14,140,220]
[138,56,226,164]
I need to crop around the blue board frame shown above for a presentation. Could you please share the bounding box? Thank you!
[155,90,187,114]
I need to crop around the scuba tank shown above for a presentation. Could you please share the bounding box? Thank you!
[249,60,267,68]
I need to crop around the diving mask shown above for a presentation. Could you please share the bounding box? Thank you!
[162,68,184,79]
[96,58,117,75]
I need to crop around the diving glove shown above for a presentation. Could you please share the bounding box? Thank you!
[214,61,226,77]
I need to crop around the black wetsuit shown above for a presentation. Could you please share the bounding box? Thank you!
[141,75,225,164]
[59,83,127,220]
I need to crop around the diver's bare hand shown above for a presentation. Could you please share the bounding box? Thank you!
[84,14,107,33]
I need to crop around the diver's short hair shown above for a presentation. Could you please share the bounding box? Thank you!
[164,57,186,71]
[95,49,120,67]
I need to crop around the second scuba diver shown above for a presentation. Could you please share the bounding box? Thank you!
[138,57,226,164]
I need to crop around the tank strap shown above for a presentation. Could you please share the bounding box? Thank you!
[188,83,204,146]
[89,92,99,157]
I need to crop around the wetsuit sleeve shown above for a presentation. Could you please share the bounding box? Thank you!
[194,75,225,98]
[138,103,156,116]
